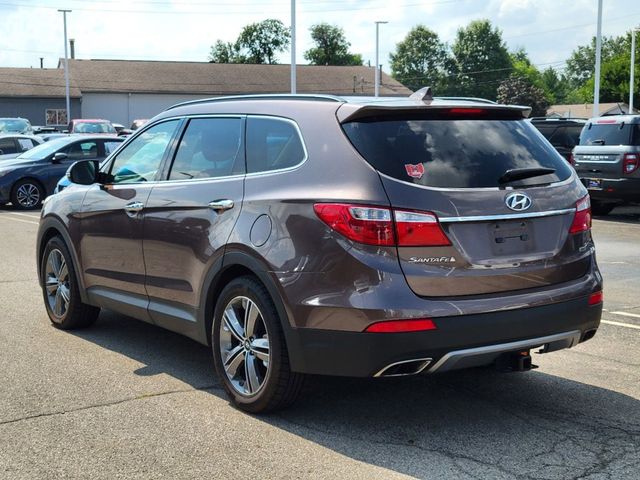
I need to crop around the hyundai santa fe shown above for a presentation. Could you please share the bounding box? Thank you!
[36,90,603,412]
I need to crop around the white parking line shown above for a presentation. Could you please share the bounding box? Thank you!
[0,216,39,225]
[601,319,640,330]
[8,212,41,219]
[610,311,640,319]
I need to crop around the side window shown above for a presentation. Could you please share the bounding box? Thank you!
[65,141,99,160]
[107,120,179,184]
[104,141,122,155]
[246,117,305,174]
[17,138,35,151]
[0,138,17,154]
[168,117,242,180]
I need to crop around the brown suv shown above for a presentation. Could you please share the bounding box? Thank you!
[37,92,603,412]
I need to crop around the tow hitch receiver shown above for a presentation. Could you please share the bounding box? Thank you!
[495,350,538,372]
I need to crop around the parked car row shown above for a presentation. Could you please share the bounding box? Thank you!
[531,115,640,214]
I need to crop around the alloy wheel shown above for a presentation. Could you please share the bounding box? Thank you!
[219,296,271,396]
[44,249,70,319]
[16,183,40,208]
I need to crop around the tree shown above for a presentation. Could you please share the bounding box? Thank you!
[208,19,290,65]
[389,25,454,94]
[237,19,290,64]
[451,20,512,100]
[497,75,549,116]
[565,36,627,89]
[208,40,244,63]
[540,67,570,105]
[304,23,362,66]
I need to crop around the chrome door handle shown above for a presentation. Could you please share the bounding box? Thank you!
[124,201,144,214]
[208,199,234,212]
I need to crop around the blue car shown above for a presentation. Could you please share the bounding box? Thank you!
[0,135,123,209]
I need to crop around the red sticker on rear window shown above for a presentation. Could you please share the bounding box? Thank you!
[404,163,425,179]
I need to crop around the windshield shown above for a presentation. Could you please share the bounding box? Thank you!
[73,122,116,134]
[342,118,573,188]
[579,123,639,146]
[0,119,30,133]
[16,137,72,160]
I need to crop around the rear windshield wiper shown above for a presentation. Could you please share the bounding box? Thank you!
[589,139,606,145]
[498,167,556,185]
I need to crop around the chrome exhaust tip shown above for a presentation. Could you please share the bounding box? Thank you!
[374,358,432,377]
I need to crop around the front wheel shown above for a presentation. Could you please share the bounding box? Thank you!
[212,276,304,413]
[41,236,100,329]
[11,179,45,209]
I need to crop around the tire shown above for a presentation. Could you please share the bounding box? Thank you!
[40,236,100,330]
[11,179,44,209]
[591,201,615,216]
[212,276,304,413]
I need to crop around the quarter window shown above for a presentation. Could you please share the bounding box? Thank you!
[168,118,243,180]
[107,120,179,184]
[246,117,305,174]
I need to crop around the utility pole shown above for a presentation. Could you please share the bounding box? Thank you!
[593,0,603,116]
[58,9,72,124]
[290,0,296,94]
[374,21,388,97]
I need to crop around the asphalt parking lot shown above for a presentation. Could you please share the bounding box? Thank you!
[0,205,638,479]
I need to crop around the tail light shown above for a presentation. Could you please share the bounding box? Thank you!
[364,318,437,333]
[313,203,451,247]
[623,153,639,175]
[569,195,591,234]
[588,291,603,306]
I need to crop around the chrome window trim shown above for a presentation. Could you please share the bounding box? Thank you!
[245,115,309,177]
[439,208,575,223]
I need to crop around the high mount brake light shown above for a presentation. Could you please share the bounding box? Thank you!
[569,195,591,234]
[447,108,486,115]
[313,203,451,247]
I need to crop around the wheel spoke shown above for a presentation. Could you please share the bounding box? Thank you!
[45,278,58,294]
[223,308,245,342]
[54,289,63,316]
[57,257,68,281]
[250,337,270,363]
[59,285,70,306]
[245,354,260,394]
[244,300,259,338]
[223,345,245,377]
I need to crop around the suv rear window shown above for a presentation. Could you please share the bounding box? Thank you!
[580,123,640,146]
[342,119,572,188]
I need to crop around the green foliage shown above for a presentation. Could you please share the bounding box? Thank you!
[451,20,512,100]
[389,25,455,94]
[565,36,628,89]
[497,75,550,116]
[208,19,290,65]
[304,23,363,66]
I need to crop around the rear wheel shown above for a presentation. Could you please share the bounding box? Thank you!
[591,200,615,216]
[11,179,44,209]
[212,276,304,413]
[41,236,100,329]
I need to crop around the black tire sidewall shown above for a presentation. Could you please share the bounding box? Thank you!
[212,277,286,412]
[12,179,44,209]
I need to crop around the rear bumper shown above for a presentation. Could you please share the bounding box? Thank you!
[286,296,602,377]
[581,177,640,203]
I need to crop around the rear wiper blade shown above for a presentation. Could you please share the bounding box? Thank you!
[498,167,556,184]
[590,139,605,145]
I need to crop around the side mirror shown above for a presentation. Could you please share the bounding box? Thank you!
[52,152,68,163]
[67,160,100,185]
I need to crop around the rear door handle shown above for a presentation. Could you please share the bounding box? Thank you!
[208,199,234,212]
[124,201,144,215]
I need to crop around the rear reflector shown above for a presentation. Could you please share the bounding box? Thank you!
[569,195,591,234]
[314,203,451,247]
[365,318,437,333]
[623,153,639,175]
[588,291,603,305]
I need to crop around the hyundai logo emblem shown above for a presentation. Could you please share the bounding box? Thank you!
[505,192,532,211]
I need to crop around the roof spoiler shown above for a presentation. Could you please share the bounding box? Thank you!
[409,87,433,103]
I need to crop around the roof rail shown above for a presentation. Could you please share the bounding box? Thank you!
[529,116,587,121]
[434,96,497,105]
[167,93,345,110]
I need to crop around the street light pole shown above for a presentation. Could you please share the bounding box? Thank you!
[593,0,603,116]
[58,9,72,125]
[374,21,388,97]
[630,28,637,112]
[290,0,296,94]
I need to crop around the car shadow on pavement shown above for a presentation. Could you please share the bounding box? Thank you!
[73,310,640,480]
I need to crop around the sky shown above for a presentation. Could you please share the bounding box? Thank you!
[1,0,639,78]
